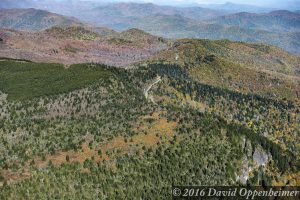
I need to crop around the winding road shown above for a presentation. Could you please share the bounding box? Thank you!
[144,75,162,104]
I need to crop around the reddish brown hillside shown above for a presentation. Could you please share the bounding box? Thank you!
[0,27,169,66]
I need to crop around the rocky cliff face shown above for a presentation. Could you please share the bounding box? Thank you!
[253,146,269,167]
[237,140,270,184]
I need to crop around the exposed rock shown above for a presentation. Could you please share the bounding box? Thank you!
[253,146,269,167]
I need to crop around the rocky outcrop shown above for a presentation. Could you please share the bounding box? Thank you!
[253,146,269,167]
[237,140,269,185]
[236,156,250,185]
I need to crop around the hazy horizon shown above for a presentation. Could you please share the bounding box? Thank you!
[85,0,300,9]
[1,0,300,10]
[114,0,297,6]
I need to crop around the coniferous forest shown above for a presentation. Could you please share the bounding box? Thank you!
[0,2,300,198]
[0,57,299,199]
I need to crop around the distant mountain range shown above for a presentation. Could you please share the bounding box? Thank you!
[67,3,299,55]
[199,2,274,13]
[0,1,277,12]
[208,10,300,33]
[75,2,227,30]
[0,3,300,55]
[0,8,83,31]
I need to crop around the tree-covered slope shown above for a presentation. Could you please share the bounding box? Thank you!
[84,9,300,55]
[0,27,169,66]
[152,39,300,100]
[208,10,300,33]
[0,58,299,198]
[0,8,83,31]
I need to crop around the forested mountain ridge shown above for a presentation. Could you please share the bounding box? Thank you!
[0,3,299,199]
[208,10,300,33]
[79,2,227,27]
[0,26,299,99]
[0,26,169,66]
[151,39,300,100]
[133,17,300,55]
[0,8,83,31]
[69,3,300,55]
[1,6,300,54]
[0,58,299,198]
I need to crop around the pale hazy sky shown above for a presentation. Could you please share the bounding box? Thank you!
[96,0,300,7]
[54,0,300,9]
[108,0,300,8]
[136,0,289,5]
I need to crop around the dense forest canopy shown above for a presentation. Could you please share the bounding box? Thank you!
[0,57,299,198]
